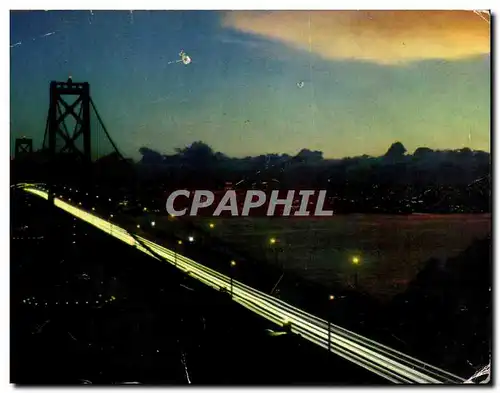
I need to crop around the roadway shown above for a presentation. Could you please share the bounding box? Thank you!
[23,185,466,384]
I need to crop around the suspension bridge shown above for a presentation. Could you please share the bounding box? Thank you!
[11,79,474,384]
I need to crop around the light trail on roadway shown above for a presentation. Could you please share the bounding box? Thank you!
[23,186,465,384]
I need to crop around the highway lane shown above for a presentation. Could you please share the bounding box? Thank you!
[23,186,465,384]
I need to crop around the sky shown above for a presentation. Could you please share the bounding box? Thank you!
[10,10,491,160]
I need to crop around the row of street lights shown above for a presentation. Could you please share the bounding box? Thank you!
[125,211,362,299]
[56,191,360,345]
[170,221,239,296]
[148,219,235,293]
[88,202,363,293]
[84,193,363,349]
[326,256,361,355]
[81,200,363,347]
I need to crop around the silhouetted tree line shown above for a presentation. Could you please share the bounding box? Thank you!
[129,141,490,212]
[11,141,491,212]
[134,141,489,185]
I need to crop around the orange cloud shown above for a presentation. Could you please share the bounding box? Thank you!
[221,11,490,65]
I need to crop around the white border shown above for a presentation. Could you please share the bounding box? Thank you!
[3,2,497,392]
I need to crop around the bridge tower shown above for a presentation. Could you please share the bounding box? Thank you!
[46,79,91,203]
[14,137,33,159]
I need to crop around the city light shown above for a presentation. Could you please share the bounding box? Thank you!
[151,221,155,227]
[188,236,194,242]
[178,240,183,245]
[352,256,360,265]
[231,260,236,267]
[329,295,335,301]
[269,237,277,245]
[209,222,215,229]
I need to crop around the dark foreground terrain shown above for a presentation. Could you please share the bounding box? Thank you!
[10,189,385,385]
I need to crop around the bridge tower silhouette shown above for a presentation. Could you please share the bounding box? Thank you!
[15,137,33,159]
[42,79,125,204]
[47,80,91,164]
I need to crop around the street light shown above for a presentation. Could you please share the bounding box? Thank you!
[175,240,182,267]
[269,237,284,271]
[327,295,335,355]
[269,237,277,263]
[230,260,236,298]
[351,256,360,288]
[151,221,155,227]
[209,222,215,229]
[108,214,114,236]
[188,236,194,243]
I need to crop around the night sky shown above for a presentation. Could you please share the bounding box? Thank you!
[10,10,490,160]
